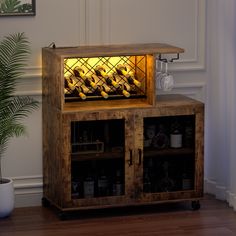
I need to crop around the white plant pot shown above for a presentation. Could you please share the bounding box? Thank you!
[0,178,14,218]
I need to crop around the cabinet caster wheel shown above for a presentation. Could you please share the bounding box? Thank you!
[42,197,51,208]
[191,200,200,210]
[58,212,68,220]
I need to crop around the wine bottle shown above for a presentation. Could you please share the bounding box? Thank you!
[65,76,88,99]
[91,75,111,93]
[75,86,86,100]
[113,73,131,92]
[64,87,71,95]
[118,85,130,98]
[80,84,90,94]
[94,65,119,88]
[116,64,141,87]
[73,66,85,78]
[111,73,131,98]
[64,76,76,91]
[83,75,97,90]
[73,66,97,90]
[96,85,109,99]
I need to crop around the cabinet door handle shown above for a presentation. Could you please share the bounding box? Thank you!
[128,149,133,166]
[138,149,142,165]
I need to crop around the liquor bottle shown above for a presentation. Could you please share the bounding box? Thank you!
[143,169,151,193]
[71,178,81,199]
[159,161,174,192]
[112,169,123,196]
[182,172,192,190]
[83,173,95,198]
[94,65,119,88]
[182,162,192,190]
[170,119,183,148]
[97,169,109,197]
[184,120,194,148]
[152,124,169,149]
[73,66,97,90]
[116,64,141,87]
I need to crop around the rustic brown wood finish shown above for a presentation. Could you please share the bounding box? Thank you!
[42,43,204,217]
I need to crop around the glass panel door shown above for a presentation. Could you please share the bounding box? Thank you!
[143,115,195,193]
[70,119,125,199]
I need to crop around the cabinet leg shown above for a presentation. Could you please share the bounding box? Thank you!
[41,197,51,208]
[191,200,200,210]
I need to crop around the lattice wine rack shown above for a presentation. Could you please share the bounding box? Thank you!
[64,55,147,102]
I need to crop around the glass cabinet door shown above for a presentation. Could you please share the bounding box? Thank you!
[70,119,125,199]
[143,115,196,194]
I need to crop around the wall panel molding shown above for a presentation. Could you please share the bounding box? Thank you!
[99,0,206,72]
[157,82,206,101]
[172,0,206,71]
[79,0,87,45]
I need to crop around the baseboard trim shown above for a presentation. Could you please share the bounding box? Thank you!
[204,178,236,210]
[10,176,43,207]
[11,177,236,209]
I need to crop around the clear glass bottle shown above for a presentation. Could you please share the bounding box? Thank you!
[71,178,81,199]
[112,169,123,196]
[184,120,194,148]
[152,124,169,149]
[97,169,109,197]
[143,169,152,193]
[83,173,95,198]
[170,119,182,148]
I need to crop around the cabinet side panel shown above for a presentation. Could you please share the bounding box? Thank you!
[42,49,64,207]
[61,115,72,207]
[42,49,52,203]
[42,49,63,110]
[194,105,204,196]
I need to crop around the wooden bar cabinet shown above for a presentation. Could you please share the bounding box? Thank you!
[42,43,204,218]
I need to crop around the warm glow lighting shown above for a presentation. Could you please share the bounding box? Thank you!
[64,56,131,77]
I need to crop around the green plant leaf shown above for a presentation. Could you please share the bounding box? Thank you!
[0,0,21,13]
[0,33,39,181]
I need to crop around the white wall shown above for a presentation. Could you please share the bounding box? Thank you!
[0,0,207,207]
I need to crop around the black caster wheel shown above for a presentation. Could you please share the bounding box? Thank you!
[58,212,68,221]
[191,200,201,210]
[41,197,51,208]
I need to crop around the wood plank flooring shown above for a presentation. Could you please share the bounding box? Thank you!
[1,195,236,236]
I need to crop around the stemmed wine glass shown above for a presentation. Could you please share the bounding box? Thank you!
[156,60,174,91]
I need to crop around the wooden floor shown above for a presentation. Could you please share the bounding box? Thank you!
[1,195,236,236]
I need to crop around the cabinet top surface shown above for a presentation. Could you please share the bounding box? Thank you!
[62,95,204,113]
[42,43,184,58]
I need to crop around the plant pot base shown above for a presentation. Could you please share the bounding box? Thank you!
[0,178,14,218]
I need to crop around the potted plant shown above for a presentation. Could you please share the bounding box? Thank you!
[0,33,39,218]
